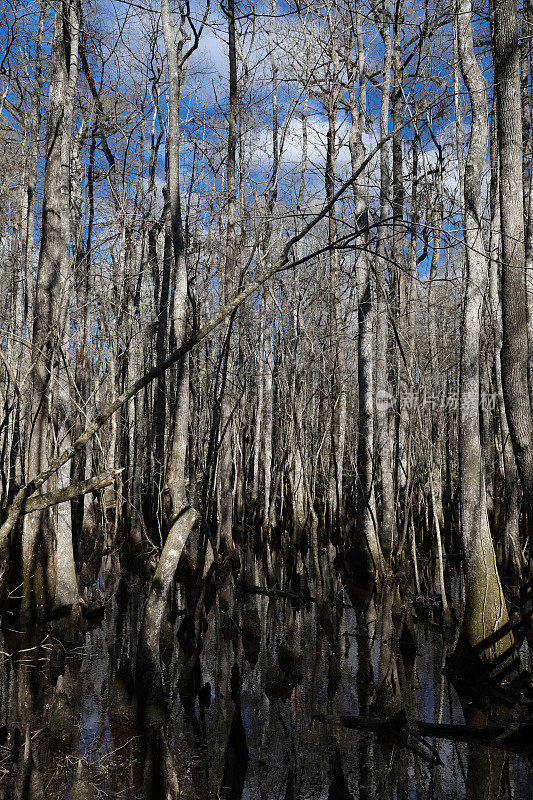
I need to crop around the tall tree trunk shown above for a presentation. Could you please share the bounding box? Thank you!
[454,0,516,677]
[427,129,445,535]
[54,0,81,611]
[391,2,406,502]
[252,309,265,510]
[218,0,239,552]
[489,98,522,574]
[521,2,533,410]
[19,0,46,423]
[160,0,190,519]
[22,0,76,616]
[351,17,385,578]
[325,42,346,530]
[374,3,396,559]
[493,0,533,522]
[290,84,309,539]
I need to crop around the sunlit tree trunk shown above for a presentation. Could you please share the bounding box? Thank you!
[160,0,191,520]
[391,2,407,501]
[427,129,445,536]
[54,0,81,611]
[374,3,396,559]
[454,0,516,676]
[22,0,77,616]
[349,0,385,576]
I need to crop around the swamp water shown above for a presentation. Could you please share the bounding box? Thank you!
[1,554,532,799]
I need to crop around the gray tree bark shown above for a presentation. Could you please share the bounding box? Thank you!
[455,0,515,673]
[494,0,533,520]
[22,0,78,616]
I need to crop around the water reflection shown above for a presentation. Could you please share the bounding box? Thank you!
[0,550,532,799]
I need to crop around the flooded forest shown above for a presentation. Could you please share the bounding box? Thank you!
[2,0,533,796]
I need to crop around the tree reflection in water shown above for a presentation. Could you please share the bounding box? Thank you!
[0,553,532,800]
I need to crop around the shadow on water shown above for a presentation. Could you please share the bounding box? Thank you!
[0,546,532,799]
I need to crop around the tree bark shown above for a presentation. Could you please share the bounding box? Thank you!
[137,508,199,718]
[493,0,533,521]
[454,0,516,676]
[374,3,396,559]
[160,0,191,519]
[218,0,239,551]
[21,0,77,616]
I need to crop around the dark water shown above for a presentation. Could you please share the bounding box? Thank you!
[1,554,533,799]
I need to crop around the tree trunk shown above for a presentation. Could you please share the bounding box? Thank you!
[22,0,76,616]
[160,0,190,519]
[454,0,516,677]
[218,0,239,551]
[54,0,81,611]
[352,2,385,576]
[137,508,198,720]
[494,0,533,521]
[325,47,346,530]
[374,5,396,558]
[488,98,522,574]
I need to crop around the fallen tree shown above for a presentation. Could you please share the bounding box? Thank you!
[312,712,533,757]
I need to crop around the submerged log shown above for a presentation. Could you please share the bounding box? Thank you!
[239,582,315,603]
[312,712,533,756]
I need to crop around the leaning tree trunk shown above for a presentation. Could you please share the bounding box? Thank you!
[453,0,516,679]
[137,508,198,722]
